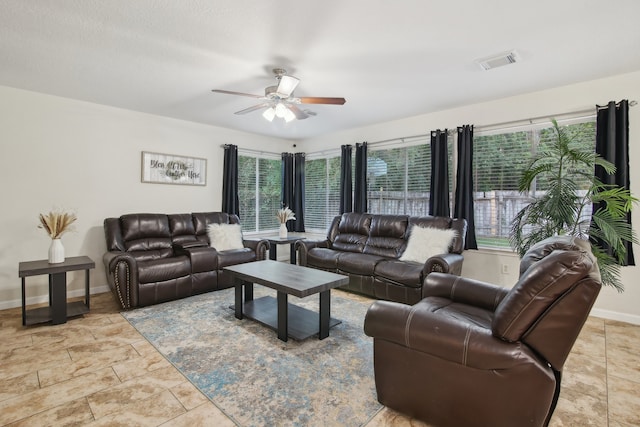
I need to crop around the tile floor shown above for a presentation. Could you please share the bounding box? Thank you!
[0,291,639,426]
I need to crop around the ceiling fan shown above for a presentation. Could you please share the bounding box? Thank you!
[212,68,346,122]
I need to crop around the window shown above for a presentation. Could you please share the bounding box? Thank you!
[473,119,596,249]
[304,155,342,231]
[238,154,281,232]
[368,141,452,216]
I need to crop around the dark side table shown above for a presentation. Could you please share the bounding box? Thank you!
[19,255,95,326]
[265,236,305,264]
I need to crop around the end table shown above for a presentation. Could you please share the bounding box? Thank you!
[19,255,95,326]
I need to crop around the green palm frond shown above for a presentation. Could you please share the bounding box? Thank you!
[509,119,637,291]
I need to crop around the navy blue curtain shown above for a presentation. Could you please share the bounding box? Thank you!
[292,153,306,232]
[281,153,295,230]
[354,142,368,213]
[429,129,450,217]
[594,100,634,265]
[454,125,478,249]
[339,145,353,214]
[222,144,239,216]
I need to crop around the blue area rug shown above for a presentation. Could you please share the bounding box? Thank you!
[122,287,382,426]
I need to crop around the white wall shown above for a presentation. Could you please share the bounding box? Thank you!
[0,86,287,308]
[3,71,640,324]
[304,71,640,324]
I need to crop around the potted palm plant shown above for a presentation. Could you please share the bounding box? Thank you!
[510,119,637,291]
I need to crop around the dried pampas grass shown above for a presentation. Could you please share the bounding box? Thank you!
[38,210,77,239]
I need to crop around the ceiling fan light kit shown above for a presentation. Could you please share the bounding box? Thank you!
[212,68,346,123]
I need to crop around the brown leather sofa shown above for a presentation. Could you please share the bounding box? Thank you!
[103,212,267,309]
[364,235,601,427]
[296,212,467,304]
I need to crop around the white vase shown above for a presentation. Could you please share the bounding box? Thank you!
[48,238,65,264]
[279,223,288,238]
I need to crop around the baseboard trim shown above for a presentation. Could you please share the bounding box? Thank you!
[590,308,640,325]
[0,285,111,311]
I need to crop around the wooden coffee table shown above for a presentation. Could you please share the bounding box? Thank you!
[224,260,349,342]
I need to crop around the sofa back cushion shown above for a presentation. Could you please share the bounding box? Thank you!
[119,213,173,261]
[168,213,198,245]
[332,213,372,253]
[363,215,408,258]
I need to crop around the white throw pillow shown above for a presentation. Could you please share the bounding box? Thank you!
[207,223,244,251]
[399,226,457,263]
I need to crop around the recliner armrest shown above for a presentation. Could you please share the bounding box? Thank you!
[422,272,509,311]
[364,300,529,369]
[243,239,269,260]
[295,239,330,266]
[423,253,464,275]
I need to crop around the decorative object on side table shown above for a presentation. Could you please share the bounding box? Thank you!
[276,206,296,238]
[38,209,77,264]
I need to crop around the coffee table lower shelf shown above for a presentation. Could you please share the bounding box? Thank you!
[232,296,341,341]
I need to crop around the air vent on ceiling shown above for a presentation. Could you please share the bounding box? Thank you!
[476,50,519,71]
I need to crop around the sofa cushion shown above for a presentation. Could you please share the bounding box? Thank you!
[137,255,191,283]
[307,248,342,270]
[217,248,257,268]
[120,213,173,253]
[337,252,388,276]
[399,226,457,263]
[207,223,244,251]
[363,215,408,258]
[332,213,372,253]
[169,213,198,245]
[374,259,424,287]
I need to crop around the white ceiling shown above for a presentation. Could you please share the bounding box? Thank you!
[1,0,640,141]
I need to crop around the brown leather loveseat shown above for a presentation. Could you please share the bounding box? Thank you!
[103,212,267,309]
[297,212,467,304]
[364,235,601,427]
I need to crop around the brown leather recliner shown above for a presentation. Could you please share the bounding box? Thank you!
[364,235,601,427]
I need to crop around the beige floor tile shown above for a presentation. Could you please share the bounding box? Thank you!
[87,366,186,419]
[131,339,161,356]
[562,351,607,398]
[0,367,120,425]
[169,381,209,411]
[607,374,640,425]
[0,347,71,381]
[0,291,639,426]
[0,334,32,353]
[0,372,39,402]
[365,407,431,426]
[38,344,140,387]
[550,388,607,426]
[111,348,172,382]
[160,401,236,427]
[7,397,95,426]
[88,389,186,426]
[67,337,141,361]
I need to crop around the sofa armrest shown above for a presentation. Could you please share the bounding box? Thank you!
[295,239,330,266]
[103,251,139,309]
[364,300,525,369]
[423,252,464,276]
[243,239,269,260]
[173,241,208,250]
[176,245,219,273]
[422,272,509,311]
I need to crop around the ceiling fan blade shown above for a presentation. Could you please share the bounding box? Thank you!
[212,89,262,99]
[234,103,270,115]
[287,104,310,120]
[275,75,300,98]
[298,97,346,105]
